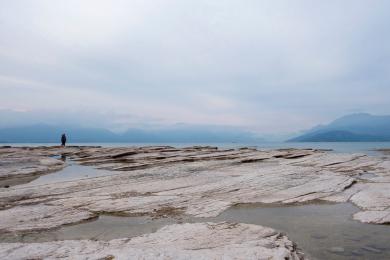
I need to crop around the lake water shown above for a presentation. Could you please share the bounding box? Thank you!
[2,142,390,155]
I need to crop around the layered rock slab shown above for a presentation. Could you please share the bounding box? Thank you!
[0,222,305,260]
[0,145,390,235]
[0,147,65,185]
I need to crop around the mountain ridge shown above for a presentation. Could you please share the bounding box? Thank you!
[289,113,390,142]
[0,124,263,143]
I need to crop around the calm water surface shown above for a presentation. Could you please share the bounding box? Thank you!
[2,141,390,154]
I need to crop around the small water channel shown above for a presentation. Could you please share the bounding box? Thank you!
[1,155,119,188]
[11,155,121,187]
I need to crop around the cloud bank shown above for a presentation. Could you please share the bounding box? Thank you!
[1,0,389,134]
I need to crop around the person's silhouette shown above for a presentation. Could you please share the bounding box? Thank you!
[61,133,67,146]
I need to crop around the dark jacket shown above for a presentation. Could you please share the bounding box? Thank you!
[61,134,67,144]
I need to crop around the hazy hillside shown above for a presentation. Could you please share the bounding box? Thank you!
[0,124,120,143]
[289,113,390,142]
[0,124,262,143]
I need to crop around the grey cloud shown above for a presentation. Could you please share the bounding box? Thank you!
[0,0,389,134]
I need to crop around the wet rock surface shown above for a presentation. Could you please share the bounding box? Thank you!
[0,146,390,227]
[0,146,65,187]
[1,145,390,258]
[0,222,304,259]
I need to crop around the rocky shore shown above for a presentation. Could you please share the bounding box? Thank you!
[1,145,390,259]
[0,222,304,259]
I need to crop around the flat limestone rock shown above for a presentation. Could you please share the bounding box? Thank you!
[353,210,390,224]
[0,156,64,179]
[0,204,96,232]
[0,222,305,260]
[0,146,390,234]
[349,183,390,210]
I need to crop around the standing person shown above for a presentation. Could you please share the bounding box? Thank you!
[61,133,67,146]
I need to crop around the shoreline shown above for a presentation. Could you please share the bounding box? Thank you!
[1,145,390,259]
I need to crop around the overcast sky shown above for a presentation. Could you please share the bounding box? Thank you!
[1,0,389,134]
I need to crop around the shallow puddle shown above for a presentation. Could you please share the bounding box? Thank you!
[25,163,117,186]
[358,172,377,180]
[17,157,120,187]
[2,203,389,259]
[210,203,390,259]
[1,156,119,188]
[0,216,177,243]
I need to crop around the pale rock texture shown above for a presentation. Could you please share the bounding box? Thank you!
[0,145,390,233]
[0,222,305,260]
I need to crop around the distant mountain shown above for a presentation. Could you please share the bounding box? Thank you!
[289,130,387,142]
[0,124,120,143]
[0,124,263,143]
[289,113,390,142]
[121,125,262,143]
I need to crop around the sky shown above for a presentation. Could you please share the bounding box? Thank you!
[0,0,389,135]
